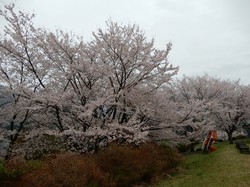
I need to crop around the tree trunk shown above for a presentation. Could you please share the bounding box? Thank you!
[227,131,233,144]
[5,110,30,159]
[226,124,237,144]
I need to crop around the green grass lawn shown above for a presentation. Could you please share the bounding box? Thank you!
[154,140,250,187]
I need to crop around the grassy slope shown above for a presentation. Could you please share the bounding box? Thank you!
[155,140,250,187]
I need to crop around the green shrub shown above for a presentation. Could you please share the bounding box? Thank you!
[0,159,6,180]
[4,158,43,178]
[177,143,190,153]
[176,141,200,153]
[233,135,248,140]
[0,158,24,187]
[0,157,45,187]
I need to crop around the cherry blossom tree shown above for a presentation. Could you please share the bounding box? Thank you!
[208,80,250,143]
[87,21,178,125]
[3,3,248,159]
[0,4,41,157]
[160,75,222,142]
[0,4,179,158]
[166,75,250,144]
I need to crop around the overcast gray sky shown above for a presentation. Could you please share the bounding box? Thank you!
[1,0,250,84]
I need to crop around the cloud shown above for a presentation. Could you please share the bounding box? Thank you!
[1,0,249,84]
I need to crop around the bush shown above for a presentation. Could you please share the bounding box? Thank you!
[233,135,248,140]
[177,143,190,153]
[0,157,43,186]
[18,152,114,187]
[176,141,200,153]
[95,142,182,186]
[0,158,23,181]
[10,142,182,187]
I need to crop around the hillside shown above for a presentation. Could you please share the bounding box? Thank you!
[155,140,250,187]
